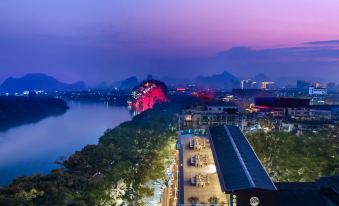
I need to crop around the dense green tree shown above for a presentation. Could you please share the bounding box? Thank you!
[247,128,339,182]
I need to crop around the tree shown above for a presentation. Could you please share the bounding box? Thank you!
[208,196,219,205]
[188,196,199,205]
[246,127,339,182]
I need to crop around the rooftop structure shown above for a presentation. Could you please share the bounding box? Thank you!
[255,97,310,108]
[276,182,327,206]
[178,131,229,205]
[253,97,311,119]
[208,125,276,192]
[310,105,339,121]
[276,176,339,206]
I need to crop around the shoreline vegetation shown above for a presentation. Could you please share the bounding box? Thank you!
[0,95,197,205]
[0,96,69,132]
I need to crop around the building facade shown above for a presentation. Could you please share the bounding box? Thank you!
[309,86,327,95]
[180,104,239,129]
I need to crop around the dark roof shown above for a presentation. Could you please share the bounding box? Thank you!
[316,175,339,193]
[275,182,327,206]
[255,97,310,108]
[275,176,339,206]
[208,125,276,192]
[310,105,339,111]
[207,102,238,107]
[316,176,339,205]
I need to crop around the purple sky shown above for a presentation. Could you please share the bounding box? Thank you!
[1,0,339,84]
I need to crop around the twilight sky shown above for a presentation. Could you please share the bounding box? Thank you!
[1,0,339,85]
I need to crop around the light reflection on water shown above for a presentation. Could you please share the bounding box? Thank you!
[0,101,131,185]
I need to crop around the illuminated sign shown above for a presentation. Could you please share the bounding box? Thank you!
[250,196,259,206]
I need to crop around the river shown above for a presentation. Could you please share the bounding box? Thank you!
[0,101,131,185]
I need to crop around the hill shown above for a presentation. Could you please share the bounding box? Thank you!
[0,73,86,93]
[112,76,139,90]
[195,71,240,90]
[119,76,139,89]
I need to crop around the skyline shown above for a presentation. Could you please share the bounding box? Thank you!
[1,0,339,84]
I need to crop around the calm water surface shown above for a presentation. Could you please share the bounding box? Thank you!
[0,101,131,185]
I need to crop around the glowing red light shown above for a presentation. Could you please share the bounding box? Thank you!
[132,80,168,113]
[176,88,186,91]
[192,90,215,101]
[258,106,270,109]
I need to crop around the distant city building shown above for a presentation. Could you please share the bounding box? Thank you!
[314,82,323,88]
[310,105,339,121]
[254,97,310,118]
[222,95,234,102]
[280,122,295,132]
[309,86,327,95]
[261,81,275,89]
[180,103,239,129]
[310,96,327,105]
[296,80,310,90]
[241,79,258,89]
[277,119,335,133]
[327,82,337,93]
[206,105,237,113]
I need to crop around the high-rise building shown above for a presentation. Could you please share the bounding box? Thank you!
[327,82,337,92]
[241,79,257,89]
[297,80,310,90]
[261,81,275,89]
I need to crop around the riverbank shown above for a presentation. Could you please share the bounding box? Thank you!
[0,96,69,131]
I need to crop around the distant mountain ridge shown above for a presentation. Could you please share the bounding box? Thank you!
[0,73,86,93]
[195,71,240,90]
[118,76,139,89]
[111,76,139,90]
